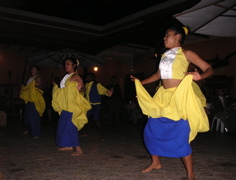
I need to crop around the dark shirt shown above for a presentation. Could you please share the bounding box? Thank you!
[107,83,121,100]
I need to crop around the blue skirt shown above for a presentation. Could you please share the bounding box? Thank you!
[56,110,79,147]
[24,102,41,137]
[144,117,192,158]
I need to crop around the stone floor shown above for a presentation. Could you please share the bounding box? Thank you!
[0,117,236,180]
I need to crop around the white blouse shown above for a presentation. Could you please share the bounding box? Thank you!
[60,73,73,88]
[159,47,180,79]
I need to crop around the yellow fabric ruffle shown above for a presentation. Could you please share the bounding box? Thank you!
[19,80,46,117]
[135,75,209,142]
[52,81,91,130]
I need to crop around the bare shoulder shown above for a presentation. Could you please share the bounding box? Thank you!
[74,73,82,79]
[34,75,42,88]
[71,73,83,82]
[34,75,42,81]
[182,49,201,63]
[182,49,197,58]
[183,48,212,74]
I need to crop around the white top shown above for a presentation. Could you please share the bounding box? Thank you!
[159,47,180,79]
[60,73,73,88]
[26,75,38,85]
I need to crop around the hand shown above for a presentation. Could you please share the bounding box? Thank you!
[77,82,83,91]
[185,69,201,81]
[79,86,85,92]
[130,75,138,81]
[108,87,114,97]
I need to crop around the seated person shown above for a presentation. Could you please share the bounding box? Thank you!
[211,88,231,131]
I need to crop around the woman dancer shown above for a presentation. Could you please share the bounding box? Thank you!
[52,57,91,156]
[20,65,45,139]
[131,24,214,180]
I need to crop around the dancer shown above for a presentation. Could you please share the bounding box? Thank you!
[20,65,45,139]
[52,58,91,156]
[83,72,113,140]
[131,24,214,180]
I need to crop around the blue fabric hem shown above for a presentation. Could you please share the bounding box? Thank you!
[144,117,192,158]
[56,110,80,147]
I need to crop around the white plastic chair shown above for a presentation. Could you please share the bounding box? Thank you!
[211,116,225,133]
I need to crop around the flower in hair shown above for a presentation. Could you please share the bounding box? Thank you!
[183,27,188,35]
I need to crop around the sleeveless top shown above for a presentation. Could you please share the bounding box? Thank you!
[60,73,74,88]
[52,73,91,130]
[27,75,39,85]
[85,81,109,105]
[159,47,189,80]
[89,82,102,104]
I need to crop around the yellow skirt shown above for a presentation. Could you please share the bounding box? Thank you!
[52,81,91,130]
[19,80,45,117]
[135,75,209,142]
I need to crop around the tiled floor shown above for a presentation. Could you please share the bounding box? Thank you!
[0,117,236,180]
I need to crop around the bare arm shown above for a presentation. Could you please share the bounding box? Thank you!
[131,69,161,85]
[184,50,214,81]
[76,75,85,92]
[141,69,161,85]
[71,74,85,92]
[34,76,43,89]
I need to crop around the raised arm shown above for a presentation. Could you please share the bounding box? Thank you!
[184,50,214,81]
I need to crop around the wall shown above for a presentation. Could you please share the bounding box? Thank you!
[85,58,131,99]
[0,37,236,100]
[0,48,67,99]
[183,37,236,98]
[0,48,69,86]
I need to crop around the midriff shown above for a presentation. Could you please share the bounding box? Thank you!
[162,79,182,89]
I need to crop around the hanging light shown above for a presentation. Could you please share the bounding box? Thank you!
[93,66,98,71]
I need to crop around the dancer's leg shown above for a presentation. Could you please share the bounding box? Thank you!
[71,146,84,156]
[181,154,195,180]
[142,155,162,173]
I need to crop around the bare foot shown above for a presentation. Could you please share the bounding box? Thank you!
[33,136,40,139]
[74,147,83,154]
[58,147,73,151]
[22,130,28,135]
[71,151,83,156]
[187,175,195,180]
[142,164,162,173]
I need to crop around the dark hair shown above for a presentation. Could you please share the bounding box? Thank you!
[167,24,188,44]
[30,65,40,72]
[86,72,95,79]
[64,57,78,71]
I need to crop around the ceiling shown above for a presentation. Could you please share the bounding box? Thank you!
[0,0,201,55]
